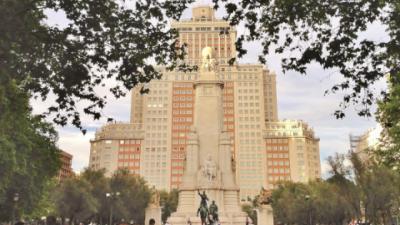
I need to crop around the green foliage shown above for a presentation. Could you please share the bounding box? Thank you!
[3,0,398,131]
[160,189,179,223]
[52,169,152,225]
[110,169,152,224]
[81,169,111,223]
[0,78,61,221]
[375,75,400,169]
[54,177,99,223]
[27,179,58,219]
[271,154,400,225]
[349,152,400,225]
[210,0,400,118]
[0,0,194,131]
[272,181,359,225]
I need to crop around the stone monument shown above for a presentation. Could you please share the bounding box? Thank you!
[167,47,248,225]
[257,189,274,225]
[145,187,162,225]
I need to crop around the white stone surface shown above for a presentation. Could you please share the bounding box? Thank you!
[145,205,162,225]
[258,205,274,225]
[167,48,248,225]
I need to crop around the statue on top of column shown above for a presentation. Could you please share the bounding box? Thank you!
[201,47,216,72]
[149,186,160,207]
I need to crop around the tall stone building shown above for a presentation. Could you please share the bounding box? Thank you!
[89,123,144,177]
[263,120,321,189]
[89,6,320,198]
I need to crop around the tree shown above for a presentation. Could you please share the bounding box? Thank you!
[109,170,152,224]
[53,177,99,224]
[361,166,400,225]
[81,169,111,224]
[271,181,358,225]
[0,0,193,131]
[160,189,179,223]
[0,78,61,221]
[211,0,400,118]
[375,75,400,169]
[350,152,400,225]
[26,179,58,220]
[3,0,399,131]
[271,182,311,225]
[312,182,355,225]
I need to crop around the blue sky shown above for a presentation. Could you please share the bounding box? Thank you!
[36,1,385,177]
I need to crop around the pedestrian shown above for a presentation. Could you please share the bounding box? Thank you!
[148,219,155,225]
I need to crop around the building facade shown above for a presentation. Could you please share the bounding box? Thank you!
[89,6,320,198]
[57,150,74,182]
[263,120,321,190]
[350,125,382,163]
[89,123,144,177]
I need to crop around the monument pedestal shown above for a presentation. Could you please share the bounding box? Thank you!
[258,205,274,225]
[145,205,162,225]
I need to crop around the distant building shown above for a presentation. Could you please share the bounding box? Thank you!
[88,5,320,199]
[264,120,321,189]
[89,123,144,177]
[351,125,382,162]
[58,150,74,182]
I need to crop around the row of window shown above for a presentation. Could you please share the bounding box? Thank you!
[238,95,260,100]
[173,110,193,114]
[238,89,260,94]
[118,161,140,167]
[146,103,167,108]
[119,140,142,144]
[238,109,261,114]
[173,90,193,94]
[268,168,290,174]
[147,96,168,101]
[268,176,290,181]
[172,117,193,122]
[173,103,193,108]
[238,116,261,122]
[267,153,289,158]
[146,109,168,115]
[148,89,169,95]
[145,125,168,130]
[237,102,260,107]
[266,145,289,151]
[238,124,262,129]
[173,96,193,101]
[267,161,290,166]
[145,118,168,122]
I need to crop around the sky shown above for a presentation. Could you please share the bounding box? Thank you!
[36,1,386,177]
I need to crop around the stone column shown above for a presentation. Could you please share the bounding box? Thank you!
[180,127,199,189]
[219,131,235,188]
[193,77,224,167]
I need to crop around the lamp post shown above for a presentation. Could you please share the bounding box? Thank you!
[106,192,120,225]
[305,195,312,225]
[12,193,19,225]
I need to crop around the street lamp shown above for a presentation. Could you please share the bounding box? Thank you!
[305,195,312,225]
[12,193,19,225]
[106,192,120,225]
